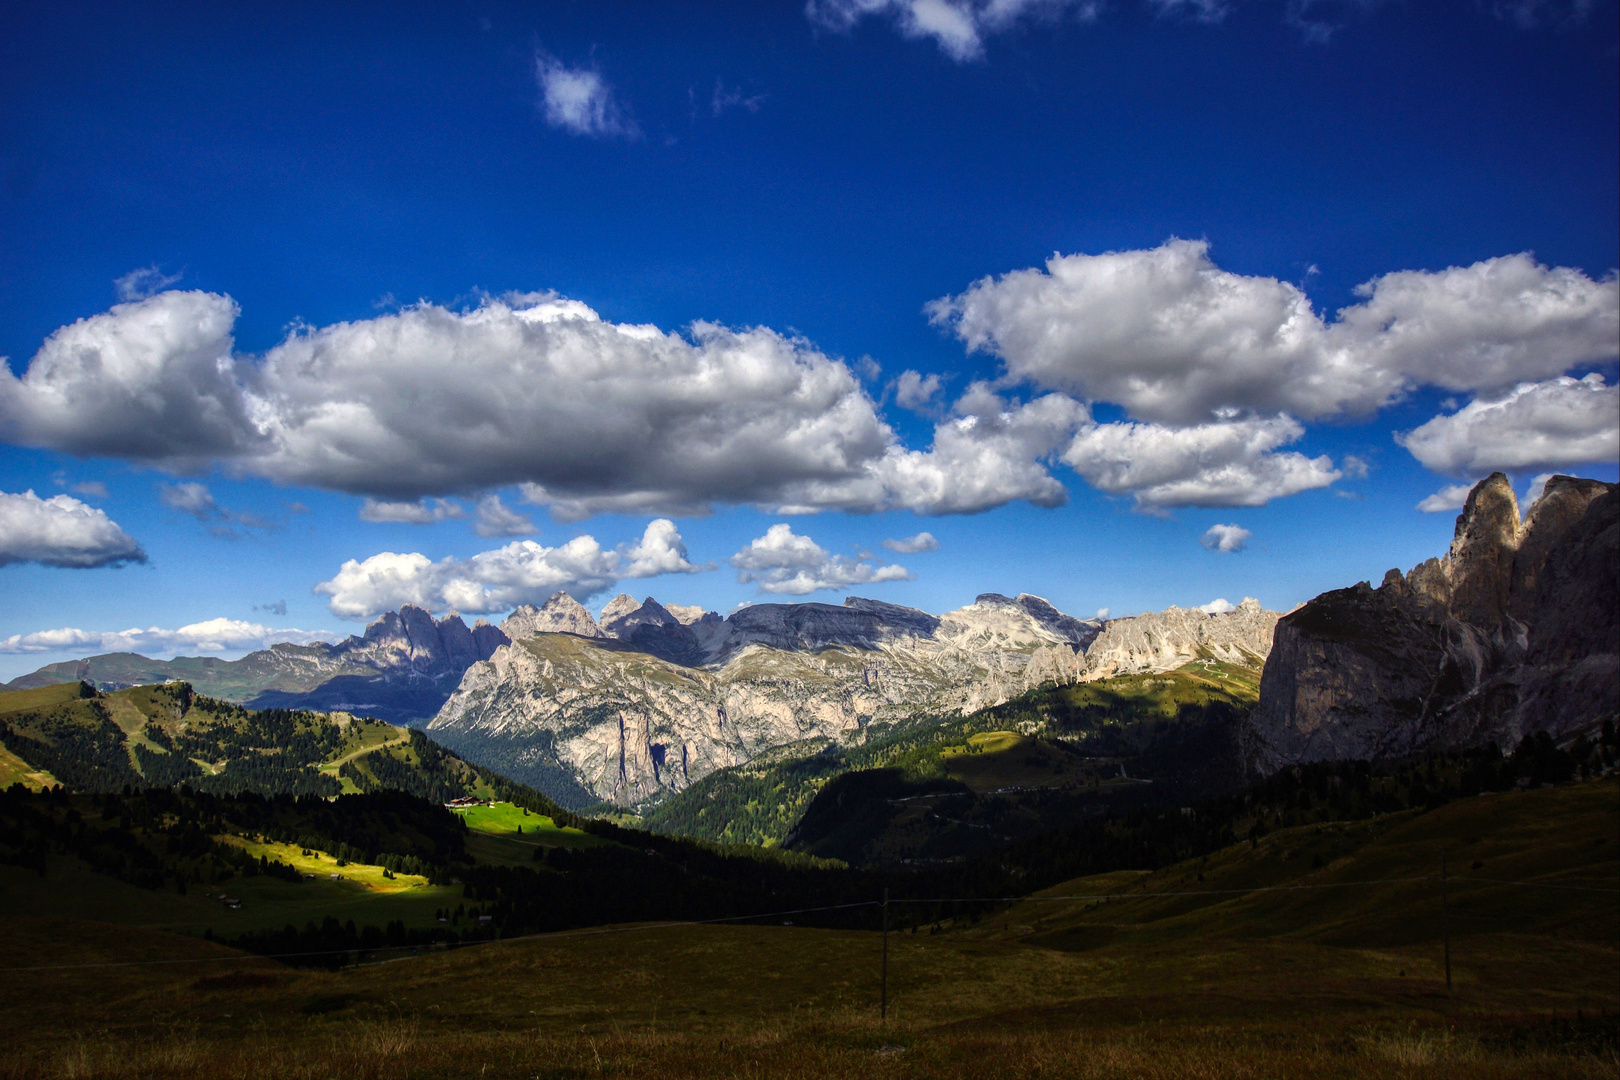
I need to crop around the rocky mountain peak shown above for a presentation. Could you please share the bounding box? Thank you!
[1511,475,1613,623]
[1014,593,1103,646]
[840,597,943,638]
[602,597,681,636]
[938,593,1101,653]
[1079,600,1279,679]
[600,596,707,665]
[436,613,481,670]
[1446,472,1522,626]
[358,605,450,664]
[502,593,604,640]
[599,593,642,625]
[663,603,714,626]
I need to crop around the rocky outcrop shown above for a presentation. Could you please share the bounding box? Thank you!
[1246,474,1618,771]
[502,593,604,639]
[705,598,943,662]
[1080,598,1277,679]
[428,630,975,807]
[597,595,709,666]
[428,590,1282,809]
[936,593,1100,653]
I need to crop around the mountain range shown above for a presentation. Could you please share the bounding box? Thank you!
[9,473,1612,826]
[428,591,1278,808]
[6,606,509,724]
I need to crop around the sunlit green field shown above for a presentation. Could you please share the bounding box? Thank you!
[0,743,56,790]
[455,800,598,844]
[940,730,1095,792]
[0,842,460,937]
[453,800,610,866]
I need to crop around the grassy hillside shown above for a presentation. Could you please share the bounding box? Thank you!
[783,719,1613,875]
[0,681,576,818]
[1,778,1612,1079]
[980,777,1619,968]
[644,660,1261,851]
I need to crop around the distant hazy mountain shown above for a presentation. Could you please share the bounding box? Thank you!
[4,606,509,725]
[427,591,1281,809]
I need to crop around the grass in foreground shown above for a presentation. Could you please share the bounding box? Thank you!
[1,780,1614,1078]
[1,913,1613,1079]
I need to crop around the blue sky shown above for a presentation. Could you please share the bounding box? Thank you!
[1,0,1616,679]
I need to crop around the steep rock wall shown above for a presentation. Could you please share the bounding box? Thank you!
[1245,474,1618,772]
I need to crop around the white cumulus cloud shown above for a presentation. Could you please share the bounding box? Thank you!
[1062,415,1339,510]
[1198,597,1237,614]
[7,292,1001,516]
[882,531,939,553]
[1200,523,1252,553]
[473,494,537,538]
[778,386,1085,515]
[536,53,636,138]
[929,240,1618,426]
[730,523,912,595]
[314,520,710,620]
[622,518,714,578]
[893,369,944,412]
[0,490,145,569]
[1396,374,1619,475]
[1416,483,1477,514]
[0,291,258,468]
[0,619,336,656]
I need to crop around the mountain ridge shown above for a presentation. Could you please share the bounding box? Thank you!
[428,590,1281,809]
[5,605,510,725]
[1245,473,1618,772]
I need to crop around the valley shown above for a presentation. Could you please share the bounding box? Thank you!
[0,474,1614,1077]
[639,658,1260,854]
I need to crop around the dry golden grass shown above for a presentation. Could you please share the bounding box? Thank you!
[6,1011,1617,1080]
[3,780,1614,1078]
[2,909,1614,1080]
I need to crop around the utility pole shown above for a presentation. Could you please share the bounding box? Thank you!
[1441,851,1452,992]
[881,887,890,1023]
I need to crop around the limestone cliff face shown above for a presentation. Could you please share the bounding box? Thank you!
[502,594,604,639]
[1080,599,1278,680]
[1246,474,1618,772]
[427,590,1285,809]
